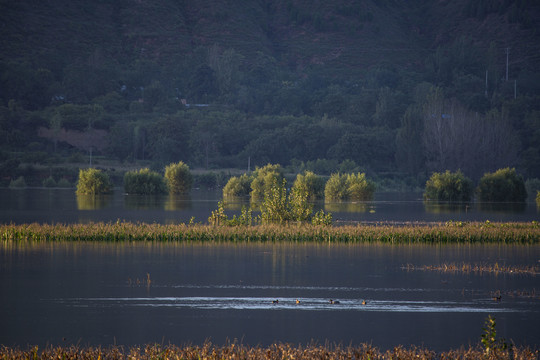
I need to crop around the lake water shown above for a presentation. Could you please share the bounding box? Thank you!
[0,188,538,225]
[0,242,539,351]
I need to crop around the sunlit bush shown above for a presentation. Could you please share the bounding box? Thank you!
[346,172,376,201]
[324,172,375,201]
[76,168,112,195]
[223,173,252,197]
[291,171,324,200]
[324,173,348,201]
[124,168,166,195]
[250,163,284,201]
[164,161,193,194]
[424,170,473,202]
[477,168,527,202]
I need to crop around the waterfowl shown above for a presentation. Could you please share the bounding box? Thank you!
[295,299,300,304]
[362,300,367,305]
[492,295,502,301]
[272,299,279,304]
[329,299,340,304]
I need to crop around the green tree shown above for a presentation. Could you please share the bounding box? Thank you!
[477,168,527,202]
[424,170,473,202]
[346,173,376,201]
[250,164,284,201]
[124,168,167,195]
[223,174,252,197]
[291,171,325,200]
[164,161,193,194]
[324,173,349,201]
[76,168,112,195]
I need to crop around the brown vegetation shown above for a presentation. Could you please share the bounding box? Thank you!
[0,342,537,360]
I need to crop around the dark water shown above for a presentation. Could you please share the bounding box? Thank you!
[0,188,538,225]
[1,242,539,351]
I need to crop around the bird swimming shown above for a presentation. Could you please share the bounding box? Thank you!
[272,299,279,304]
[329,299,340,304]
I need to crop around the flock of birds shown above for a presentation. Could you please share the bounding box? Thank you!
[271,299,368,305]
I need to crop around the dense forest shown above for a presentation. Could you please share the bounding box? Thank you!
[1,0,539,189]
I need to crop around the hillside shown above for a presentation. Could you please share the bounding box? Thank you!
[0,0,539,187]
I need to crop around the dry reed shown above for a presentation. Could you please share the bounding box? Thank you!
[0,342,537,360]
[1,221,539,244]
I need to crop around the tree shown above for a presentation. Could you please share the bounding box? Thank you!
[250,163,284,201]
[164,161,193,194]
[223,174,252,197]
[124,168,167,195]
[477,168,527,202]
[291,171,325,200]
[424,170,473,202]
[76,168,112,195]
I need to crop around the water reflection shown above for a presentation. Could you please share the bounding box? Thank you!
[124,195,166,210]
[76,194,112,210]
[325,202,373,213]
[423,201,470,214]
[164,194,192,211]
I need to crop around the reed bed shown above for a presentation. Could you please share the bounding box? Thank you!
[403,262,540,276]
[0,342,537,360]
[1,221,539,244]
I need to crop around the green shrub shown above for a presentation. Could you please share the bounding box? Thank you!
[42,176,57,188]
[525,178,540,200]
[76,168,113,195]
[346,173,376,201]
[124,168,166,195]
[477,168,527,202]
[536,191,539,206]
[424,170,473,202]
[164,161,193,194]
[9,176,27,188]
[291,171,325,200]
[57,178,72,188]
[250,164,284,201]
[324,173,349,201]
[223,174,252,197]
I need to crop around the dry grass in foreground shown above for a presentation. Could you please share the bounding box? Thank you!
[0,342,538,360]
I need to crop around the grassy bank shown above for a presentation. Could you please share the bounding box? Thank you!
[0,342,537,360]
[1,221,539,244]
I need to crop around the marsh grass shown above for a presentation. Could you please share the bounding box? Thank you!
[0,342,537,360]
[1,221,539,244]
[403,262,540,276]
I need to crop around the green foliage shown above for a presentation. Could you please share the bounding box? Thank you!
[76,168,112,195]
[164,161,193,195]
[291,171,324,200]
[223,174,252,197]
[325,173,375,201]
[536,191,540,207]
[250,164,284,201]
[346,173,376,201]
[260,178,291,224]
[124,168,167,195]
[324,173,348,201]
[477,168,527,202]
[311,209,333,226]
[9,176,27,188]
[481,315,509,356]
[42,176,57,188]
[208,201,253,226]
[424,170,473,202]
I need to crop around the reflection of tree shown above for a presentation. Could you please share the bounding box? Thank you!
[124,195,165,210]
[76,194,111,210]
[164,194,192,211]
[324,202,370,213]
[423,201,469,214]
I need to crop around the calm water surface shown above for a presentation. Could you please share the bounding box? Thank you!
[0,188,538,224]
[1,242,538,350]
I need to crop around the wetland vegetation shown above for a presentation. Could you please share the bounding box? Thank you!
[1,221,539,244]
